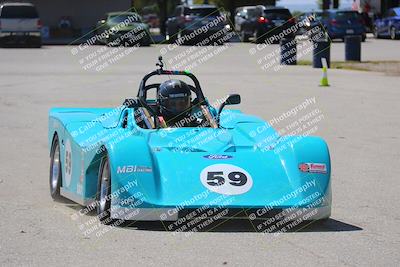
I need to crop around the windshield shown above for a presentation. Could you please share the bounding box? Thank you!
[334,11,360,20]
[108,14,141,24]
[264,9,292,20]
[314,12,329,20]
[0,5,38,18]
[184,7,220,17]
[246,8,262,18]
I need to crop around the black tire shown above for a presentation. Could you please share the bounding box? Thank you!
[106,37,120,47]
[96,155,114,225]
[254,30,265,44]
[362,35,366,42]
[140,35,152,47]
[166,29,176,44]
[140,41,151,47]
[49,135,63,200]
[32,38,42,48]
[93,31,101,45]
[176,29,186,45]
[373,26,380,39]
[240,30,249,42]
[390,26,399,40]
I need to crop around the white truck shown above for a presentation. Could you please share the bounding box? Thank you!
[0,2,41,47]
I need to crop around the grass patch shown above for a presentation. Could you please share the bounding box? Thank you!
[297,60,400,75]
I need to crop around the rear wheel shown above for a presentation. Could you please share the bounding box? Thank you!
[49,135,62,200]
[97,155,114,225]
[32,38,42,48]
[166,29,176,44]
[140,35,151,47]
[254,30,265,44]
[176,29,186,45]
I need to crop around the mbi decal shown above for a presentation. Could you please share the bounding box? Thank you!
[117,165,152,174]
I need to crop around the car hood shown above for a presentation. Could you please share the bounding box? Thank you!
[108,110,330,209]
[108,22,148,32]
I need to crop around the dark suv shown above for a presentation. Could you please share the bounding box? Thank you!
[165,4,227,45]
[234,5,263,42]
[235,6,296,43]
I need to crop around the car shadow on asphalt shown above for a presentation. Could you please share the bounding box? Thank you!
[62,203,362,233]
[125,218,362,233]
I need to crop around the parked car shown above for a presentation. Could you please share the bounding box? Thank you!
[94,12,151,46]
[0,2,42,47]
[303,10,366,42]
[165,4,227,45]
[235,6,296,44]
[234,5,263,42]
[374,7,400,40]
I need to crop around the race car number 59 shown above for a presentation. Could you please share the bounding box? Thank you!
[200,164,253,195]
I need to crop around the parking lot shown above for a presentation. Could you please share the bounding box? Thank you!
[0,37,399,266]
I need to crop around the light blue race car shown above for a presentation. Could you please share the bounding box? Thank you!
[48,57,331,226]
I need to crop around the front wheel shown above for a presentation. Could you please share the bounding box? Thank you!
[390,27,399,40]
[373,26,380,39]
[49,135,62,200]
[97,155,114,225]
[362,35,366,42]
[166,29,178,44]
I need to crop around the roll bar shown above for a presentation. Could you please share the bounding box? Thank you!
[137,56,206,103]
[132,56,208,129]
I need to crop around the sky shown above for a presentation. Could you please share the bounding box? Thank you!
[277,0,353,12]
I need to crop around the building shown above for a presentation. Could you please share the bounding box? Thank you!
[29,0,132,38]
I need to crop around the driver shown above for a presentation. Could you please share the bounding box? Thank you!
[157,79,201,127]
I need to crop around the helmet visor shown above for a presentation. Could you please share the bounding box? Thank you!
[163,97,191,114]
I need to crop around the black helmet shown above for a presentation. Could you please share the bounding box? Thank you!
[157,79,191,119]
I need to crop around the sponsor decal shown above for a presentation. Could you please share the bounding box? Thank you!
[203,154,233,160]
[117,165,152,174]
[64,139,72,187]
[77,183,83,195]
[298,163,327,174]
[200,164,253,195]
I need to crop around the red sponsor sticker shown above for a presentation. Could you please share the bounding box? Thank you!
[298,163,309,172]
[299,163,327,174]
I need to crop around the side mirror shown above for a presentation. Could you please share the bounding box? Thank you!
[217,94,241,126]
[225,94,241,105]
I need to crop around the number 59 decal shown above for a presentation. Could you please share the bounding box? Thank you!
[200,164,253,195]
